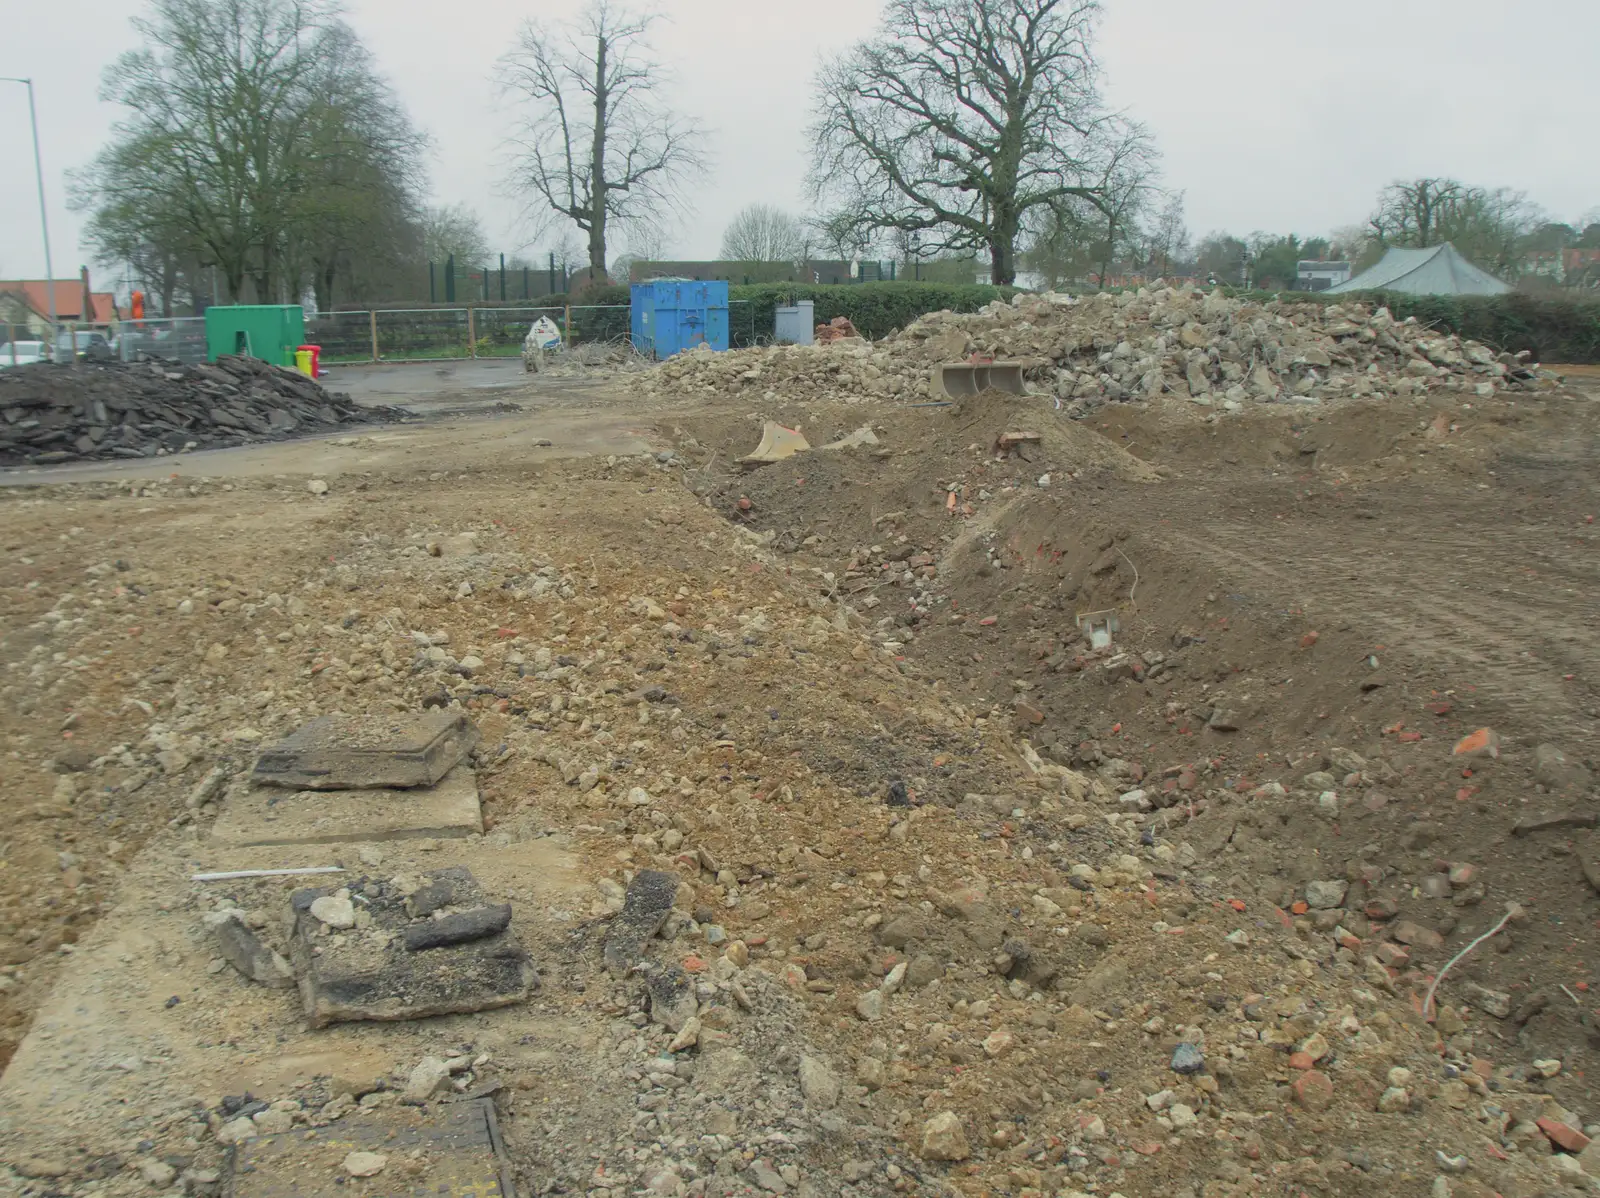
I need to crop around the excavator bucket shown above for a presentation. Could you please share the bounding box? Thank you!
[742,421,811,465]
[930,360,1027,400]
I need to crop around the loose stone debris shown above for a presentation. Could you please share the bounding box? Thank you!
[0,330,1595,1198]
[647,286,1563,414]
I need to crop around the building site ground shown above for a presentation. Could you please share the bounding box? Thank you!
[0,289,1598,1198]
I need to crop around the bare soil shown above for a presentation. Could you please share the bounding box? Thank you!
[0,371,1597,1198]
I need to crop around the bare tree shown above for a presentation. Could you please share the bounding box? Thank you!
[422,204,491,268]
[720,205,804,261]
[1024,198,1097,289]
[1329,222,1381,271]
[622,225,671,261]
[1369,178,1471,248]
[497,1,704,280]
[1367,178,1541,278]
[808,211,877,261]
[1144,190,1190,278]
[1092,130,1158,288]
[809,0,1138,285]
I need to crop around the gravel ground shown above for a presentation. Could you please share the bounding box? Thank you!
[0,377,1596,1198]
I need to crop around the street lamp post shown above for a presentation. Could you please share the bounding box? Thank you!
[1,77,60,360]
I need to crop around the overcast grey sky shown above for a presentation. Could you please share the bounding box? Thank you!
[2,0,1596,283]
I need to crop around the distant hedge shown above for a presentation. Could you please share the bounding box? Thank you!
[1240,288,1600,364]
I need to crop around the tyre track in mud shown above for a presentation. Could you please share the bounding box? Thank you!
[1135,488,1600,752]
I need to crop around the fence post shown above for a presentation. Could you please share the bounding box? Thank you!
[563,304,572,348]
[369,310,379,362]
[467,306,477,358]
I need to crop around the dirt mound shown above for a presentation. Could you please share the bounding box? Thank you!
[646,287,1566,421]
[663,393,1155,563]
[0,354,398,466]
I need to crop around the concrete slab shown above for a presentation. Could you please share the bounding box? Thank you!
[252,712,478,790]
[229,1097,515,1197]
[210,765,483,848]
[290,868,536,1027]
[0,819,584,1175]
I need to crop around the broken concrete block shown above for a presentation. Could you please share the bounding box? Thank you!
[309,893,355,929]
[210,765,483,848]
[252,712,478,790]
[288,868,535,1027]
[404,1056,452,1102]
[208,913,295,988]
[603,870,679,973]
[403,904,512,951]
[1534,743,1592,794]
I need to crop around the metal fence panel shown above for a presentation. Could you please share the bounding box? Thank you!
[473,307,565,358]
[373,308,473,360]
[301,300,755,362]
[565,305,629,346]
[729,300,757,349]
[306,311,376,364]
[119,317,208,364]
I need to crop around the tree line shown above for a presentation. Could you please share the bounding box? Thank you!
[76,0,1595,315]
[80,0,1155,309]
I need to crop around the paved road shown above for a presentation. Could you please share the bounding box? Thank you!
[323,359,527,407]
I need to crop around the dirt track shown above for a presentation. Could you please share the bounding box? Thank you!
[0,366,1597,1198]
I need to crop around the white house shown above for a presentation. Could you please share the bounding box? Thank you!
[1296,261,1353,291]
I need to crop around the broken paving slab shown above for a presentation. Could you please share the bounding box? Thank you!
[206,911,295,988]
[289,867,536,1027]
[603,869,680,973]
[228,1097,514,1198]
[209,764,483,848]
[252,711,478,790]
[741,421,810,465]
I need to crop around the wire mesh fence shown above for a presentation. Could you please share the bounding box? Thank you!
[473,307,566,358]
[728,300,757,349]
[304,310,376,364]
[118,317,208,364]
[119,298,767,366]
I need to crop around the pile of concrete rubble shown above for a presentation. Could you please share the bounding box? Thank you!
[645,287,1560,414]
[0,354,394,466]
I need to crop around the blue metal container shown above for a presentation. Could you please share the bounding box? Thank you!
[630,279,729,359]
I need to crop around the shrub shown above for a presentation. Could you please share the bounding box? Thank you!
[1237,289,1600,364]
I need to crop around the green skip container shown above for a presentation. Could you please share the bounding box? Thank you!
[204,304,307,367]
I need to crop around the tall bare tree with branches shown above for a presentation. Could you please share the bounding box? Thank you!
[497,1,703,282]
[1369,178,1471,248]
[720,205,804,262]
[808,0,1143,285]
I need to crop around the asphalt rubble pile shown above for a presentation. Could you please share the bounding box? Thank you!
[0,354,398,466]
[646,286,1563,416]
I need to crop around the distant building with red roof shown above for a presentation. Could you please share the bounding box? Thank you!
[0,269,119,339]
